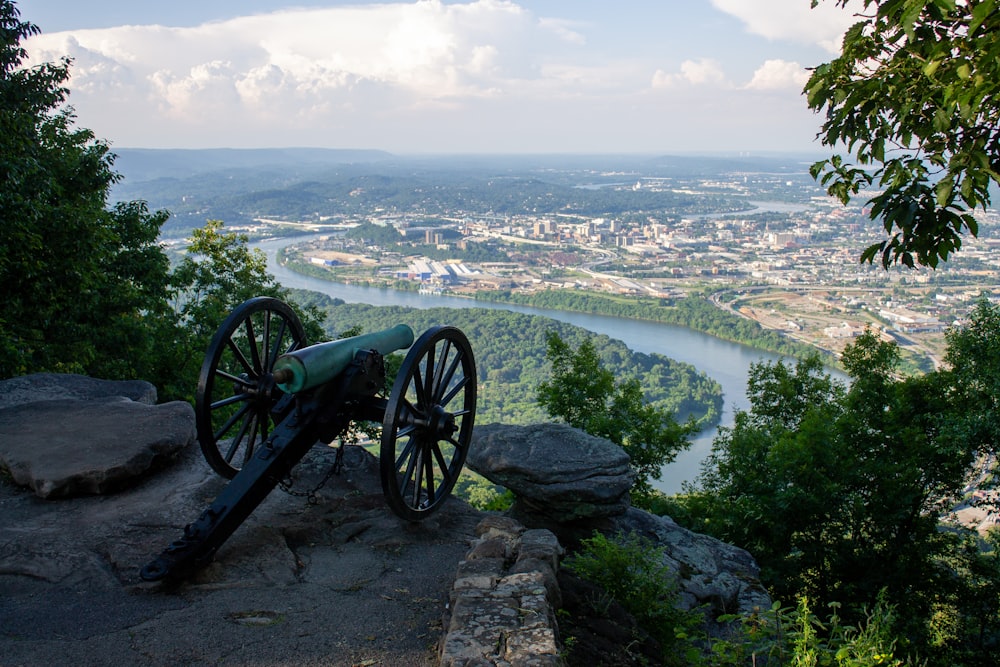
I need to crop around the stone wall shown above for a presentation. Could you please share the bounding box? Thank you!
[440,516,564,667]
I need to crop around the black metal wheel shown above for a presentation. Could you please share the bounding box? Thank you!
[196,297,307,478]
[380,326,477,521]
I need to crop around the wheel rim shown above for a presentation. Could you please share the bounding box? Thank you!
[380,326,477,520]
[195,297,306,478]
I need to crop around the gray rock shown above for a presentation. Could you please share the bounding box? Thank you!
[614,508,772,618]
[468,422,771,630]
[0,442,484,667]
[0,398,195,498]
[468,423,635,522]
[0,372,157,409]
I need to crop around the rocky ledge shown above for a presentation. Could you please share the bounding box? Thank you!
[0,374,772,666]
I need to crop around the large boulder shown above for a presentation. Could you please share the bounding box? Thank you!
[468,423,635,525]
[0,374,194,498]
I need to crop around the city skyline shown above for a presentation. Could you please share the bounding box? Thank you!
[18,0,863,155]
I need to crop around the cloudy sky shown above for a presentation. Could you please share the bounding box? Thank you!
[18,0,862,154]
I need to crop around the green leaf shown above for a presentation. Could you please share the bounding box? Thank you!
[970,0,997,32]
[934,179,954,207]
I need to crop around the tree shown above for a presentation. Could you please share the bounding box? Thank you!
[0,1,173,379]
[807,0,1000,268]
[159,220,326,400]
[536,331,694,506]
[685,326,1000,661]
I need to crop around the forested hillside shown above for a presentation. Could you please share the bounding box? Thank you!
[476,289,821,361]
[291,292,723,428]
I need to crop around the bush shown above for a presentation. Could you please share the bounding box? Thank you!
[563,530,699,663]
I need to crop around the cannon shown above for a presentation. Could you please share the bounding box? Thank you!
[140,296,476,582]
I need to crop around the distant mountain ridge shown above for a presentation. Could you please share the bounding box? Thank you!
[112,147,395,181]
[108,148,822,238]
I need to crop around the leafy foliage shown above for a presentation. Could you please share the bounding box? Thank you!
[537,331,696,506]
[678,309,1000,662]
[563,531,698,663]
[0,2,172,379]
[154,221,326,400]
[807,0,1000,268]
[707,595,910,666]
[0,2,325,401]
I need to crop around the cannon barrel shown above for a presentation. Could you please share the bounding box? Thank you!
[272,323,414,393]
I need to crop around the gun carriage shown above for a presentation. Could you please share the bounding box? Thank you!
[140,296,476,582]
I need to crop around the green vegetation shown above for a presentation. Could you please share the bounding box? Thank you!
[538,331,696,507]
[1,3,170,380]
[563,531,699,665]
[294,297,723,429]
[475,289,821,361]
[808,0,1000,268]
[563,532,915,666]
[707,595,912,666]
[669,301,1000,664]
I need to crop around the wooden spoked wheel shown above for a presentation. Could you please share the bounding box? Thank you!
[379,326,477,521]
[195,297,307,478]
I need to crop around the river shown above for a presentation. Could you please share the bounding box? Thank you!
[255,236,789,494]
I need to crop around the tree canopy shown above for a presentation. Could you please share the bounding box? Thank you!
[807,0,1000,269]
[0,1,172,378]
[680,307,1000,662]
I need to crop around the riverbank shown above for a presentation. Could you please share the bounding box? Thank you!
[279,252,821,364]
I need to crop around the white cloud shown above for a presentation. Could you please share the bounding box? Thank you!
[652,58,729,89]
[710,0,864,53]
[20,0,830,152]
[744,59,810,91]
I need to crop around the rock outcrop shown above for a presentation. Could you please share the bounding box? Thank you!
[468,423,635,525]
[0,379,483,666]
[468,422,772,624]
[0,373,194,498]
[0,377,772,665]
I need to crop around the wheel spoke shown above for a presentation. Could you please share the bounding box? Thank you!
[214,367,253,386]
[212,402,251,441]
[437,349,463,399]
[440,376,469,408]
[403,444,424,500]
[395,423,417,440]
[422,445,436,505]
[223,410,255,463]
[394,436,417,471]
[269,317,289,367]
[242,413,260,466]
[210,391,253,411]
[411,365,428,411]
[431,441,452,482]
[243,316,263,375]
[225,337,255,377]
[431,339,452,400]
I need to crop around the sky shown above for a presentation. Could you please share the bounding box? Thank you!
[17,0,864,155]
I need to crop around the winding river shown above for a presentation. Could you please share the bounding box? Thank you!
[255,236,789,494]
